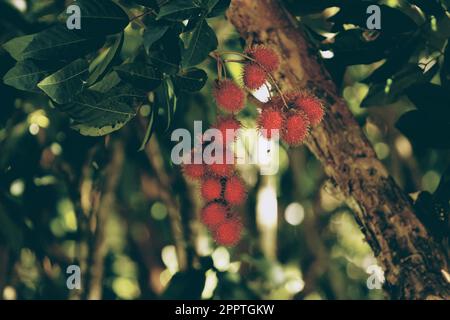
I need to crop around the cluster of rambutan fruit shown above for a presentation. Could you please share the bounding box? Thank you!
[182,45,325,247]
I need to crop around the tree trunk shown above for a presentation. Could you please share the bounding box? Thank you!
[227,0,449,299]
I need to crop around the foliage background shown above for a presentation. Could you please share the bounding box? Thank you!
[0,0,448,300]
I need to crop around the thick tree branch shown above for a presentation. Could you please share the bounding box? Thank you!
[227,0,449,299]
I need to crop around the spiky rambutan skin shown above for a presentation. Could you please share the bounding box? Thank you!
[213,218,242,246]
[182,163,205,180]
[208,161,235,177]
[213,80,246,113]
[294,94,324,126]
[282,110,310,146]
[224,176,247,206]
[205,147,235,177]
[247,46,280,73]
[243,63,267,90]
[201,203,228,230]
[210,116,242,145]
[201,177,223,202]
[181,149,205,180]
[257,108,284,139]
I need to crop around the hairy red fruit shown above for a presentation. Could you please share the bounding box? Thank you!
[182,163,205,180]
[243,63,267,90]
[201,203,228,230]
[214,219,242,246]
[294,94,324,126]
[208,161,235,177]
[282,111,310,146]
[182,149,204,180]
[224,176,247,206]
[211,116,241,145]
[213,80,246,113]
[201,177,223,202]
[247,46,280,73]
[205,148,235,177]
[257,108,284,139]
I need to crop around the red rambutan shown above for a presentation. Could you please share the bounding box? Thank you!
[224,176,247,206]
[214,219,242,246]
[213,80,246,113]
[210,116,241,145]
[294,94,324,126]
[208,161,235,177]
[201,177,223,202]
[243,63,267,90]
[181,149,205,180]
[282,110,310,146]
[182,163,205,180]
[257,108,284,139]
[201,203,228,230]
[247,46,280,73]
[205,148,235,177]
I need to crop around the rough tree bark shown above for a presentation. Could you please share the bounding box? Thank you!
[227,0,449,299]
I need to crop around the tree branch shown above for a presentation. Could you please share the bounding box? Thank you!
[227,0,449,299]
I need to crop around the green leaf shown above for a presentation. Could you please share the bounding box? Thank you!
[87,33,124,86]
[90,71,122,93]
[115,62,162,90]
[329,3,417,34]
[2,34,35,61]
[441,41,450,89]
[3,60,51,93]
[406,83,450,117]
[174,68,207,91]
[396,110,450,149]
[147,28,183,75]
[182,19,217,67]
[202,0,220,10]
[156,79,177,130]
[161,270,206,299]
[59,84,145,136]
[19,25,104,61]
[38,58,89,104]
[65,0,129,35]
[138,105,157,151]
[157,0,202,21]
[206,0,230,17]
[361,63,438,107]
[143,19,170,52]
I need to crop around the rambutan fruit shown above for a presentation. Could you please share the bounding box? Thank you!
[224,176,247,206]
[213,80,246,113]
[243,63,267,90]
[201,202,228,230]
[205,147,235,177]
[294,93,324,126]
[281,110,310,146]
[181,149,205,180]
[208,161,235,178]
[257,108,284,139]
[213,218,242,246]
[211,116,241,145]
[201,177,223,202]
[247,46,280,73]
